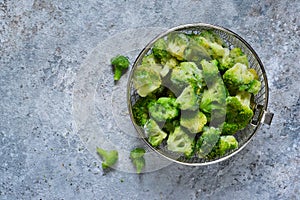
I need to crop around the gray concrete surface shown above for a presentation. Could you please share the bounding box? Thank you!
[1,0,299,199]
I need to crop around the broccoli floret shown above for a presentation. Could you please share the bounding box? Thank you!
[166,32,189,60]
[130,148,146,174]
[218,47,249,72]
[167,126,195,158]
[208,135,238,158]
[159,57,179,77]
[199,30,226,47]
[152,38,170,60]
[175,85,199,111]
[96,147,118,169]
[222,91,254,135]
[132,96,155,126]
[111,55,130,81]
[201,59,221,86]
[196,126,221,158]
[141,53,159,66]
[170,61,203,90]
[183,35,211,62]
[144,119,168,147]
[133,64,162,97]
[180,110,207,134]
[223,63,261,95]
[148,97,179,122]
[162,119,180,134]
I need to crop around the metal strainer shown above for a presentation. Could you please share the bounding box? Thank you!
[127,23,274,166]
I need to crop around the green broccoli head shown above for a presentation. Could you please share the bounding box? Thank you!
[175,85,199,111]
[196,126,221,158]
[130,148,146,174]
[201,59,221,86]
[222,91,254,134]
[223,63,261,95]
[166,32,189,60]
[133,64,162,97]
[96,147,119,169]
[141,53,159,66]
[152,38,170,60]
[170,61,203,90]
[218,47,249,72]
[180,110,207,134]
[167,126,195,158]
[199,30,226,47]
[144,119,168,147]
[111,55,130,81]
[132,95,156,126]
[148,97,179,122]
[208,135,238,158]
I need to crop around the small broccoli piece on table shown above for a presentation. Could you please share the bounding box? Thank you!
[223,63,261,95]
[166,32,189,61]
[132,96,155,126]
[170,61,203,90]
[130,148,146,174]
[196,127,221,158]
[167,126,195,158]
[133,64,162,97]
[144,119,168,147]
[175,85,199,111]
[180,110,207,134]
[208,135,238,158]
[218,47,249,72]
[111,55,130,81]
[96,147,118,169]
[148,97,179,122]
[221,91,254,135]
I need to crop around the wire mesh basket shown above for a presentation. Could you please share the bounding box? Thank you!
[127,23,273,166]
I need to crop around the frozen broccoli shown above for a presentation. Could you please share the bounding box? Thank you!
[167,126,195,158]
[111,55,130,81]
[218,47,249,72]
[96,147,118,169]
[199,30,227,47]
[208,135,238,158]
[133,64,162,97]
[152,38,170,60]
[221,91,254,135]
[141,53,159,66]
[196,127,221,158]
[175,85,199,111]
[180,110,207,134]
[162,119,180,134]
[201,59,221,86]
[148,97,179,122]
[170,61,203,90]
[130,148,146,174]
[223,63,261,95]
[166,32,189,60]
[159,57,179,77]
[144,119,168,147]
[132,95,155,126]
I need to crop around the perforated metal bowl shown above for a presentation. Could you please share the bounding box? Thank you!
[127,23,273,166]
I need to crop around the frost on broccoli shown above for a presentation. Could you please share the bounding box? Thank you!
[170,61,203,91]
[166,32,189,61]
[196,127,221,158]
[96,147,118,169]
[148,97,179,122]
[144,119,168,147]
[133,64,162,97]
[130,148,146,174]
[111,55,130,81]
[223,63,261,95]
[175,85,199,111]
[221,91,254,135]
[167,126,195,158]
[180,110,207,134]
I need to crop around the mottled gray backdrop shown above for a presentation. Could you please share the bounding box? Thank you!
[1,0,299,199]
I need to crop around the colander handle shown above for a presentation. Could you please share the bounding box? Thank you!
[251,104,274,125]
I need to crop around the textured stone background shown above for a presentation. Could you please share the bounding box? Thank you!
[1,0,299,199]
